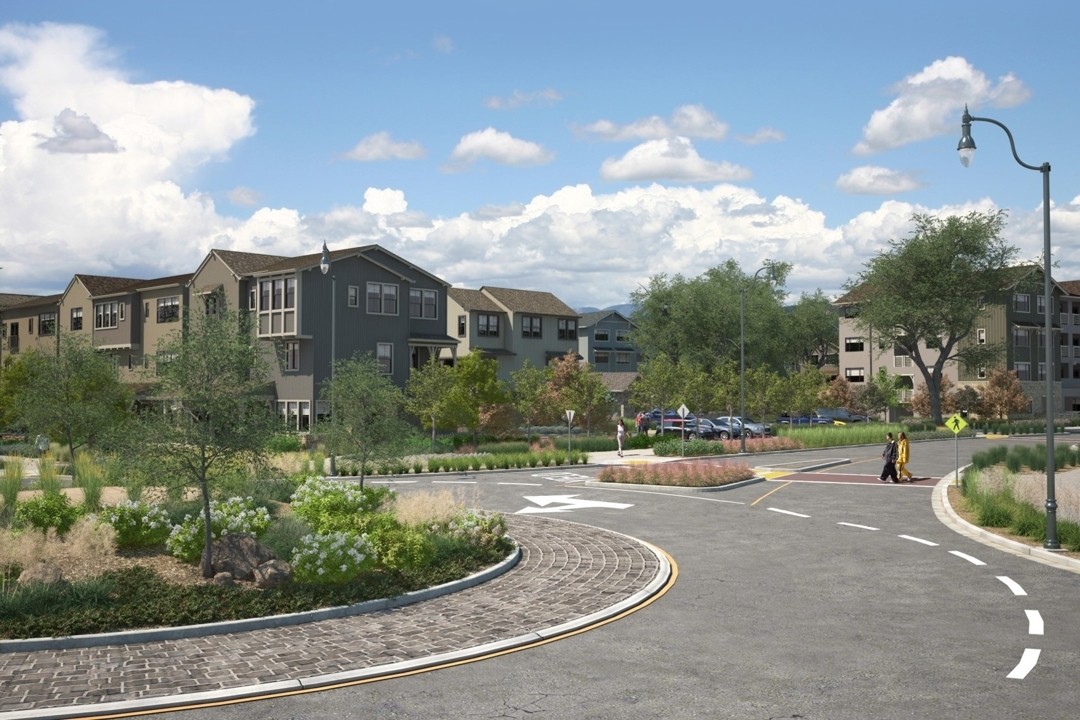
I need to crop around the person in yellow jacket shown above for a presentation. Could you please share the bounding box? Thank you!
[897,431,914,481]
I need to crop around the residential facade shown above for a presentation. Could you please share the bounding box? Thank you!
[445,286,580,381]
[577,310,640,372]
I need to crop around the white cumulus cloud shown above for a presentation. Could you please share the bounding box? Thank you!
[579,104,729,142]
[445,127,554,170]
[836,166,922,195]
[600,137,751,183]
[345,131,425,161]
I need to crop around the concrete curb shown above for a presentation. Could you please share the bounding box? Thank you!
[0,544,523,654]
[933,470,1080,575]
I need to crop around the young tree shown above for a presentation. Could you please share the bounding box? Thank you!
[546,350,613,435]
[952,385,983,418]
[980,368,1030,419]
[854,368,900,418]
[136,303,278,578]
[9,336,132,467]
[776,367,827,418]
[405,357,457,451]
[708,361,741,418]
[911,374,958,419]
[629,352,682,426]
[845,210,1020,423]
[510,360,554,438]
[819,377,858,411]
[322,353,409,486]
[743,365,784,421]
[446,353,508,443]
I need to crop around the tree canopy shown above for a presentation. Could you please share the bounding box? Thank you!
[845,210,1021,423]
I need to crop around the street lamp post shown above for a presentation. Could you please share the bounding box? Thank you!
[740,265,772,454]
[319,242,337,477]
[958,106,1058,550]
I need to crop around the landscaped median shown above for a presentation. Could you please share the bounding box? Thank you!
[594,460,761,489]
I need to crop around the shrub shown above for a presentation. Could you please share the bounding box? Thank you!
[14,493,82,535]
[368,524,434,570]
[35,454,63,496]
[165,496,272,563]
[72,453,107,511]
[100,500,172,549]
[260,515,313,561]
[290,477,393,533]
[266,434,304,453]
[1,456,23,521]
[597,461,754,487]
[435,511,511,553]
[290,530,377,585]
[652,437,719,457]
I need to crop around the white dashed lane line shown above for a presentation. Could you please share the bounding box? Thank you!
[997,576,1027,595]
[837,521,879,531]
[1007,648,1041,680]
[1025,609,1044,635]
[898,534,939,547]
[949,550,987,566]
[767,507,810,518]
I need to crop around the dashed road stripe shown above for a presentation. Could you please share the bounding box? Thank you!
[768,507,810,518]
[996,576,1027,596]
[1007,648,1041,679]
[837,522,879,531]
[949,550,986,566]
[898,534,939,547]
[1025,609,1044,635]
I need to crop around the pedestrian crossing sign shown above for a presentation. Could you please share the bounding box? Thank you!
[947,413,968,434]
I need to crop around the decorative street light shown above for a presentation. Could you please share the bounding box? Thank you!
[958,106,1058,550]
[740,265,772,454]
[319,242,337,477]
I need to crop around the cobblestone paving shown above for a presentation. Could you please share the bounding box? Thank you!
[0,515,662,717]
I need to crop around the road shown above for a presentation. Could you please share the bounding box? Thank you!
[140,436,1080,719]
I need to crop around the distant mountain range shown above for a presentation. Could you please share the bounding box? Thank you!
[576,302,636,317]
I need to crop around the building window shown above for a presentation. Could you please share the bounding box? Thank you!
[844,337,865,352]
[1037,294,1045,314]
[70,307,83,331]
[28,318,33,335]
[558,319,576,340]
[457,315,466,337]
[348,285,359,307]
[38,312,57,336]
[284,341,299,372]
[616,329,631,342]
[203,293,219,316]
[367,282,398,315]
[845,367,866,383]
[1014,293,1031,312]
[376,342,393,374]
[977,367,987,379]
[410,289,438,319]
[1038,362,1046,381]
[594,350,610,365]
[977,328,986,345]
[248,286,256,311]
[95,301,121,329]
[257,276,297,336]
[595,329,609,342]
[1013,327,1029,347]
[277,400,311,432]
[477,314,499,337]
[616,352,632,364]
[1016,362,1031,381]
[157,296,180,323]
[521,315,542,338]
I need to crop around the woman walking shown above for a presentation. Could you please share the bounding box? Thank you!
[897,431,914,482]
[616,418,627,457]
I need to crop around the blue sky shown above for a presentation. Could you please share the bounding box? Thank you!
[1,2,1078,309]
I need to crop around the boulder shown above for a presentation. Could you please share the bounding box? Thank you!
[252,559,293,589]
[212,572,236,587]
[211,533,276,581]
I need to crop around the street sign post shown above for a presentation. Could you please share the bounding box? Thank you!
[565,409,575,453]
[947,413,968,485]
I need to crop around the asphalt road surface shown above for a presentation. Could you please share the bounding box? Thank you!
[133,436,1080,719]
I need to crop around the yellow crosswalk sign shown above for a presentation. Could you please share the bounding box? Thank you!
[947,413,968,434]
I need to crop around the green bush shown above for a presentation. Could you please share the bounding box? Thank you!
[973,494,1014,528]
[266,434,304,452]
[289,477,393,533]
[100,500,172,549]
[652,437,721,457]
[165,496,272,563]
[1009,502,1046,539]
[290,530,377,585]
[260,515,313,561]
[14,493,82,535]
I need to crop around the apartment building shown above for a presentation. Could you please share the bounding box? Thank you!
[577,310,639,372]
[446,286,581,381]
[835,267,1071,416]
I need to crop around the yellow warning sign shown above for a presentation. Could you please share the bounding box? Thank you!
[946,413,968,435]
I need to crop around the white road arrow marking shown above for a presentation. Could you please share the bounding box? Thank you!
[517,494,634,514]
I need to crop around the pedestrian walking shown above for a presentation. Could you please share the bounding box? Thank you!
[617,418,627,457]
[897,431,914,481]
[635,411,645,435]
[879,431,899,483]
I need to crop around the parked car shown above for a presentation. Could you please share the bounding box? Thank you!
[815,407,871,424]
[776,414,831,426]
[708,417,742,440]
[658,417,716,440]
[716,415,772,438]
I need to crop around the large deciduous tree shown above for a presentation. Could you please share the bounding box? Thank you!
[545,350,613,435]
[785,291,840,371]
[446,353,509,442]
[510,360,554,438]
[845,211,1020,423]
[405,357,458,451]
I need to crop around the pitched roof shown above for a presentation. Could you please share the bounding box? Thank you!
[213,249,293,275]
[579,309,635,327]
[4,293,62,311]
[133,273,194,291]
[74,274,145,296]
[481,286,579,317]
[0,293,41,310]
[599,371,639,393]
[1058,279,1080,297]
[447,287,503,312]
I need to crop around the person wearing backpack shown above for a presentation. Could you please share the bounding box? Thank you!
[879,432,899,483]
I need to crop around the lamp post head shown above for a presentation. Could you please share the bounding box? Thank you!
[958,105,976,167]
[319,242,331,276]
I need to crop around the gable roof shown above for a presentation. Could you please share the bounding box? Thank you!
[72,274,145,297]
[3,293,62,311]
[448,287,503,313]
[481,286,579,317]
[134,273,194,291]
[0,293,41,310]
[212,249,293,276]
[579,309,635,328]
[1058,279,1080,297]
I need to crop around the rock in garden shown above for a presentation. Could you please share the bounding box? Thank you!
[211,533,277,581]
[18,561,65,587]
[252,559,293,589]
[212,572,236,586]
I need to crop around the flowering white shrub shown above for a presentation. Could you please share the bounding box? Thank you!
[166,496,272,563]
[435,511,509,551]
[290,476,393,533]
[290,530,376,584]
[100,500,172,549]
